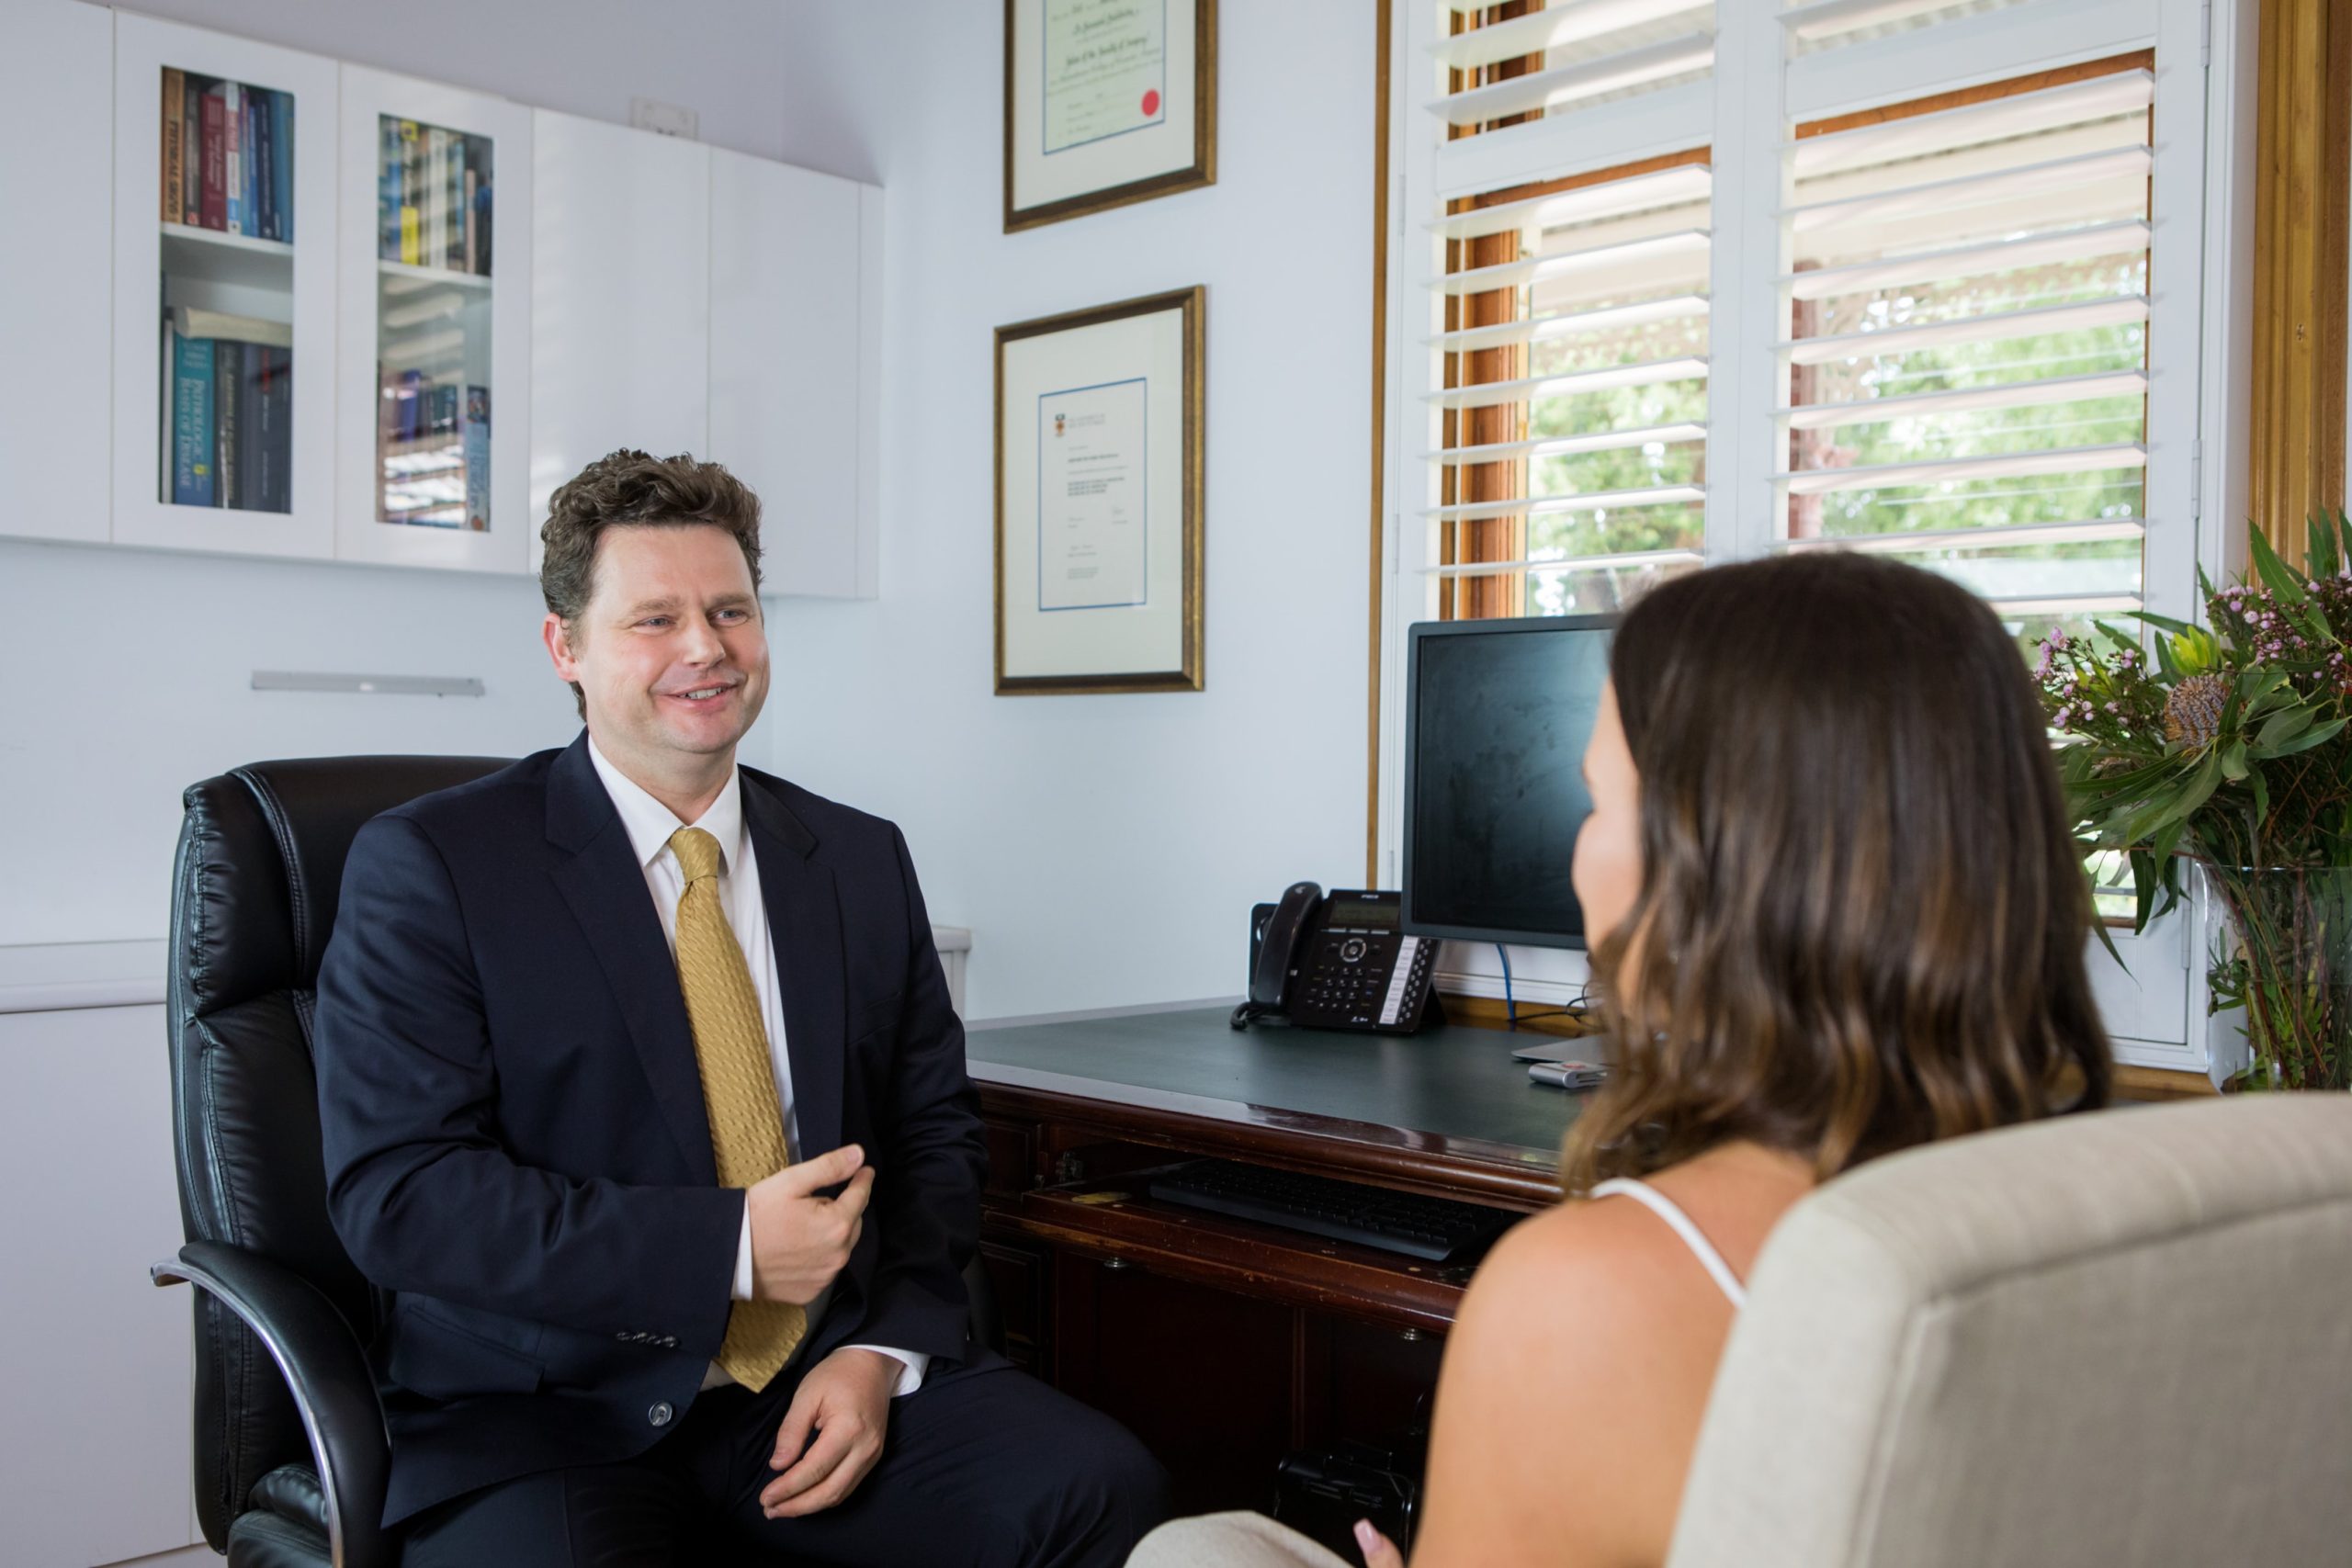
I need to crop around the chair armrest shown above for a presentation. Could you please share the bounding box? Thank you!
[153,1241,393,1568]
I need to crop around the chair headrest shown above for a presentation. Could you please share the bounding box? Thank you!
[173,755,513,1016]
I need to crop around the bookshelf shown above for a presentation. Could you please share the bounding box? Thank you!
[27,6,880,594]
[111,11,335,558]
[335,65,531,573]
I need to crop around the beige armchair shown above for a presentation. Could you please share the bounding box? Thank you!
[1132,1095,2352,1568]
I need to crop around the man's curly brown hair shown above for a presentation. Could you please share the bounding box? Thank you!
[539,449,764,717]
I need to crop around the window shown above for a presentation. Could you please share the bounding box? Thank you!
[1382,0,2222,1062]
[1777,57,2155,651]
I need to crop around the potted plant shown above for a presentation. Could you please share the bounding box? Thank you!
[2039,515,2352,1090]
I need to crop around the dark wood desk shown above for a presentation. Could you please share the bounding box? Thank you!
[966,1007,1585,1516]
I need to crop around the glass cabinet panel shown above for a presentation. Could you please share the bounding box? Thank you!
[373,116,494,531]
[157,67,297,513]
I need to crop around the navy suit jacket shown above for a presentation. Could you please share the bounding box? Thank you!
[313,734,986,1526]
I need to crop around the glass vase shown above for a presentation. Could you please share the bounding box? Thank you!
[2199,863,2352,1091]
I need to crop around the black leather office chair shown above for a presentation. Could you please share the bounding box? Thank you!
[156,757,1001,1566]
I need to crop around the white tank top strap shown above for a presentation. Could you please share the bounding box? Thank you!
[1588,1178,1748,1308]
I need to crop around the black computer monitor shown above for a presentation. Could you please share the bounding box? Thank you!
[1401,615,1613,950]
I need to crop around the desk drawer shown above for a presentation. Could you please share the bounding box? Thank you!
[1004,1168,1487,1332]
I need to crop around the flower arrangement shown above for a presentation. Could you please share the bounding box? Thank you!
[2038,516,2352,1089]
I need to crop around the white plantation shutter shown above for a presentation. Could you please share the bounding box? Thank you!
[1419,156,1713,618]
[1429,0,1718,140]
[1779,0,2041,54]
[1770,62,2156,641]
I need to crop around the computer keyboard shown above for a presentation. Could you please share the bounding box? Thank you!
[1146,1158,1518,1263]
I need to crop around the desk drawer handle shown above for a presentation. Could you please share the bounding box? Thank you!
[1102,1257,1135,1272]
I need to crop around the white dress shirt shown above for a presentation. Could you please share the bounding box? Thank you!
[587,738,927,1397]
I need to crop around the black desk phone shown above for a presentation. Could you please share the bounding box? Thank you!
[1230,882,1440,1034]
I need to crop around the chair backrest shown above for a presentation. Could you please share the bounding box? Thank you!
[169,756,512,1546]
[1665,1095,2352,1568]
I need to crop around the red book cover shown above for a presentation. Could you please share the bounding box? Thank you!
[199,89,225,231]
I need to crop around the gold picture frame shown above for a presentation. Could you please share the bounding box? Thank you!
[1002,0,1217,232]
[994,287,1205,695]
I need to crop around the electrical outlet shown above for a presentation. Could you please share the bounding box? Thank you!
[628,96,699,140]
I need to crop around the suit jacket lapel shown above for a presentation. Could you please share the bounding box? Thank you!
[742,775,844,1161]
[544,735,718,1186]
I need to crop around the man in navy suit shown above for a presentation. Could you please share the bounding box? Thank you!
[315,449,1168,1565]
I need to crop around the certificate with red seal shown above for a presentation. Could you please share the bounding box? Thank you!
[1006,0,1216,231]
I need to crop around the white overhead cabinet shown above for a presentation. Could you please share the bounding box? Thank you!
[528,108,711,567]
[111,11,338,558]
[707,150,884,600]
[14,12,883,593]
[335,65,534,573]
[0,0,113,547]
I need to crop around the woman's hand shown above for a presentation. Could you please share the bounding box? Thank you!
[1354,1518,1404,1568]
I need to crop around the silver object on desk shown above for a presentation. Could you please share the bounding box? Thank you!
[1528,1060,1606,1091]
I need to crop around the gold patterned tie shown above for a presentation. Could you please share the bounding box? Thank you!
[668,825,805,1389]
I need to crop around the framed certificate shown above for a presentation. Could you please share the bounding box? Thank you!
[1003,0,1216,232]
[995,287,1204,694]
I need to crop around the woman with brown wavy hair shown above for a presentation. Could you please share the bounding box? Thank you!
[1133,553,2111,1568]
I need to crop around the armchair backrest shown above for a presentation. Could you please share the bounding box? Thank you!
[1666,1095,2352,1568]
[168,757,511,1546]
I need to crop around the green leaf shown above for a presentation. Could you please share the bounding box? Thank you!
[2132,608,2198,638]
[2255,705,2318,753]
[2266,716,2349,758]
[2220,740,2250,782]
[2253,767,2270,827]
[2251,525,2313,607]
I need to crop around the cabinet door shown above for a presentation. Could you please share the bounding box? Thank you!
[708,151,881,600]
[112,13,338,558]
[335,66,533,573]
[0,1004,198,1567]
[0,0,112,547]
[528,109,709,569]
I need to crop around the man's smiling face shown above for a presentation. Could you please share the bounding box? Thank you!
[545,523,771,775]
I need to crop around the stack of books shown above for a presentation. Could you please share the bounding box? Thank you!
[164,306,292,513]
[379,118,493,276]
[161,69,294,243]
[377,369,491,529]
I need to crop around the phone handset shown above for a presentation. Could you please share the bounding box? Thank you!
[1230,880,1322,1030]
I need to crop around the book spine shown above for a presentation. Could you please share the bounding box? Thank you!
[250,94,272,243]
[172,333,215,507]
[255,346,290,513]
[377,366,395,521]
[447,134,464,270]
[476,169,492,276]
[214,340,239,508]
[379,117,400,261]
[199,89,225,231]
[464,385,491,531]
[463,164,478,276]
[238,342,260,513]
[247,93,262,236]
[162,67,184,223]
[400,120,419,265]
[425,127,447,272]
[222,82,243,235]
[270,91,293,243]
[184,76,202,226]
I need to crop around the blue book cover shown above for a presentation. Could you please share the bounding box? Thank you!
[172,333,215,507]
[464,385,491,531]
[222,83,242,235]
[270,91,293,243]
[244,95,262,239]
[379,116,400,260]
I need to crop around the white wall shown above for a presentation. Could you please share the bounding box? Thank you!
[755,0,1376,1019]
[0,0,796,948]
[5,0,1379,1022]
